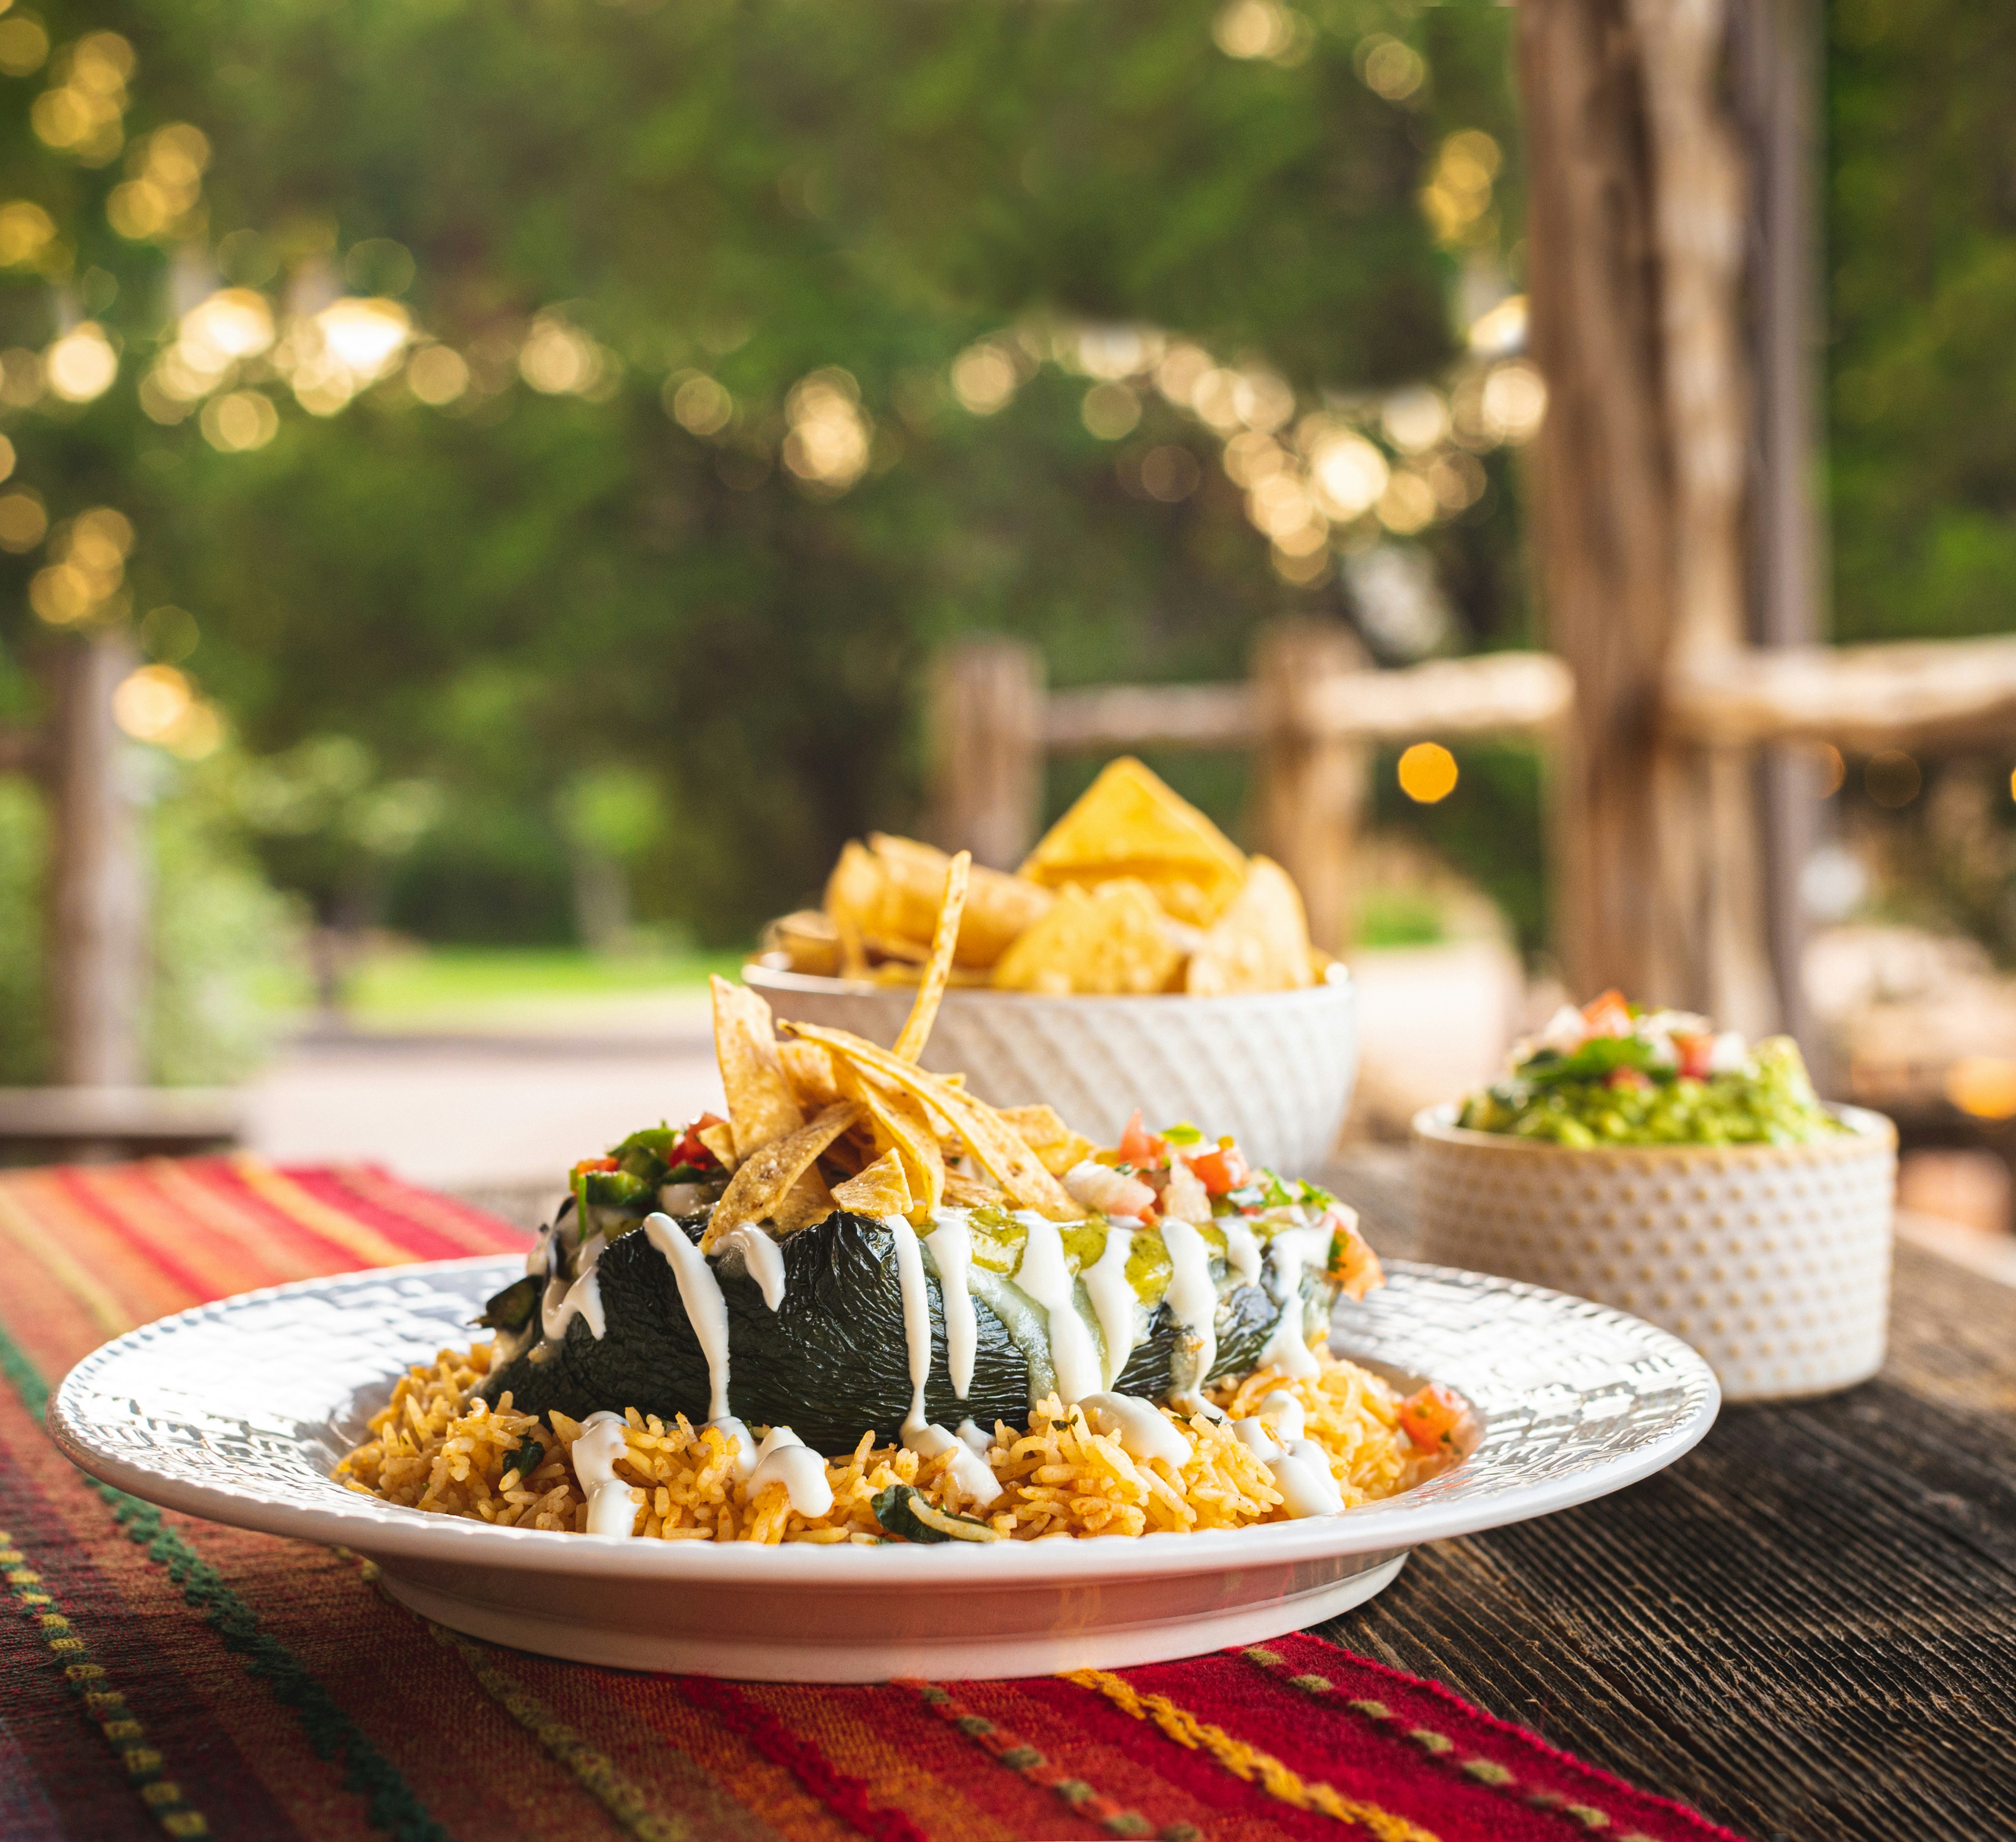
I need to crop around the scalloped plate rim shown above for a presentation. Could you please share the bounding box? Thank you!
[49,1255,1719,1586]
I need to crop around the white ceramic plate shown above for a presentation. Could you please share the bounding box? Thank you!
[50,1256,1718,1681]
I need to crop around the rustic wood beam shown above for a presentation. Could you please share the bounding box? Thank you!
[1668,636,2016,754]
[1043,681,1253,753]
[1043,652,1571,753]
[1300,651,1573,744]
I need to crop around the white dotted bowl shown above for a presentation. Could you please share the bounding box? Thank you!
[743,965,1357,1177]
[1411,1104,1897,1402]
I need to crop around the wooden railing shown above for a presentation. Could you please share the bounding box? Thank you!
[926,620,1575,955]
[928,618,2016,985]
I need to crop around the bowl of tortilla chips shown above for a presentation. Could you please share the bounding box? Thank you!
[746,758,1357,1173]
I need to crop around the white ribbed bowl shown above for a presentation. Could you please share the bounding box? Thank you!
[743,965,1357,1177]
[1411,1104,1897,1402]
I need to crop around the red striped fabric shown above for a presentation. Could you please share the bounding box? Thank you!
[0,1157,1752,1842]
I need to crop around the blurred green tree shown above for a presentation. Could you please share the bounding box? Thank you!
[0,0,1533,963]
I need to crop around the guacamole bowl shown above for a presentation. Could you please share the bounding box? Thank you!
[1411,1104,1896,1402]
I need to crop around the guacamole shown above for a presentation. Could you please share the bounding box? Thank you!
[1458,996,1847,1147]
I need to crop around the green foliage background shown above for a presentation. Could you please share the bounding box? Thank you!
[0,0,1535,1022]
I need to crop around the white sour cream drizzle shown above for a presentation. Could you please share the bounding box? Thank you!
[904,1421,1002,1507]
[1157,1218,1219,1396]
[747,1426,834,1519]
[1011,1214,1103,1405]
[921,1214,978,1399]
[1230,1412,1342,1517]
[886,1216,1003,1506]
[1078,1392,1190,1469]
[1219,1221,1263,1288]
[573,1411,639,1536]
[716,1223,786,1311]
[1079,1228,1139,1388]
[1258,1390,1306,1442]
[644,1211,732,1422]
[708,1415,761,1481]
[887,1216,933,1439]
[541,1267,606,1343]
[1257,1227,1332,1379]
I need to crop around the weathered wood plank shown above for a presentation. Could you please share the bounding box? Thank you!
[1323,1154,2016,1842]
[1667,635,2016,753]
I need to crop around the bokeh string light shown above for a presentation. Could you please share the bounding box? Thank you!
[1397,741,1459,804]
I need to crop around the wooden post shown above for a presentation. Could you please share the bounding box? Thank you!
[47,631,147,1086]
[925,637,1045,870]
[1735,0,1824,1055]
[1520,0,1777,1031]
[1251,618,1369,957]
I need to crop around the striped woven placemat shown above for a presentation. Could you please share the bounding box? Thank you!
[0,1156,1749,1842]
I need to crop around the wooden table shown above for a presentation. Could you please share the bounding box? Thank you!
[1322,1151,2016,1842]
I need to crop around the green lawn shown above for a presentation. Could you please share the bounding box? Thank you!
[324,945,748,1025]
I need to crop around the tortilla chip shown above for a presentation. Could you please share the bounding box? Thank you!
[710,976,805,1159]
[825,839,883,940]
[772,1168,836,1234]
[697,1121,740,1172]
[1184,856,1317,996]
[842,1069,947,1221]
[940,1170,1004,1209]
[990,879,1182,996]
[1135,876,1227,929]
[863,834,1053,968]
[702,1100,861,1247]
[779,1040,842,1112]
[998,1104,1098,1177]
[830,1148,913,1216]
[783,1022,1080,1221]
[760,909,841,978]
[893,850,970,1061]
[864,933,932,963]
[1018,758,1246,923]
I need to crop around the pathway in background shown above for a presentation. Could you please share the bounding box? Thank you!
[245,947,1524,1190]
[243,989,723,1190]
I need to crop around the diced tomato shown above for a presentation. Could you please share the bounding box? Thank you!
[571,1157,618,1177]
[1605,1067,1651,1091]
[1398,1382,1476,1455]
[1672,1032,1714,1080]
[669,1111,728,1170]
[1186,1143,1249,1196]
[1581,989,1633,1037]
[1117,1109,1167,1169]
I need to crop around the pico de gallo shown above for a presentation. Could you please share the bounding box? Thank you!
[1457,991,1847,1147]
